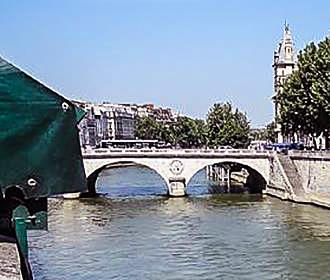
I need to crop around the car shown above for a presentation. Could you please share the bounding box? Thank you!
[289,143,304,150]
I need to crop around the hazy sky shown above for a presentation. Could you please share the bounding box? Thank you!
[1,0,329,126]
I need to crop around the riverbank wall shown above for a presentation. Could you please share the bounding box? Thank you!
[265,151,330,208]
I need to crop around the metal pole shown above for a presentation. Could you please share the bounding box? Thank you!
[227,167,231,193]
[15,217,28,259]
[221,167,224,182]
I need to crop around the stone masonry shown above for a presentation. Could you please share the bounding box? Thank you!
[290,151,330,193]
[264,151,330,206]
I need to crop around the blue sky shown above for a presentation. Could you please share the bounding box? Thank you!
[1,0,329,126]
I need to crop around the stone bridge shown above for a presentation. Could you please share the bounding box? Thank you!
[82,149,273,196]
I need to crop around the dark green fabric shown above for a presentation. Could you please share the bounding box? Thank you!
[0,57,87,198]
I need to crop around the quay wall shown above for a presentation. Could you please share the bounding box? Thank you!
[290,152,330,193]
[265,151,330,206]
[266,156,292,200]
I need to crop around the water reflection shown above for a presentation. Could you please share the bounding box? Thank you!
[28,168,330,280]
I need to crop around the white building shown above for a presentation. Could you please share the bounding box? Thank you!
[102,104,136,140]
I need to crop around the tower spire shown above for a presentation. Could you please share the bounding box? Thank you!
[277,22,294,64]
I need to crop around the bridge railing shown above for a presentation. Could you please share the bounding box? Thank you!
[288,150,330,159]
[83,148,274,156]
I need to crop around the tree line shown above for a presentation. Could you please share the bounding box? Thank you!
[277,36,330,147]
[136,102,251,149]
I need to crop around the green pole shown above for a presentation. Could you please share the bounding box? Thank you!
[15,217,28,259]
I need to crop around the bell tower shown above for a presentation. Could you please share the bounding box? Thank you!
[272,23,296,143]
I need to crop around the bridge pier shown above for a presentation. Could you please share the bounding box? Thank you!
[168,178,187,197]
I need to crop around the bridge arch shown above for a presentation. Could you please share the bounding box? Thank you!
[83,159,170,196]
[183,158,269,193]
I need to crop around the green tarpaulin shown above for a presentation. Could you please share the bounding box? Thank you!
[0,56,87,198]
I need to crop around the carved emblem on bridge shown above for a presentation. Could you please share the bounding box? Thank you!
[170,160,184,175]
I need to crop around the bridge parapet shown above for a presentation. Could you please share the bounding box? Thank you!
[83,148,273,158]
[288,150,330,160]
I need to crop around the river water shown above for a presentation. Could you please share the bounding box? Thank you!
[29,166,330,279]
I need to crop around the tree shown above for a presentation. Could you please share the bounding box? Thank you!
[265,121,277,143]
[195,119,208,147]
[135,116,161,140]
[249,128,267,141]
[173,117,207,148]
[206,102,250,148]
[277,37,330,147]
[136,103,251,149]
[249,122,276,143]
[135,115,207,148]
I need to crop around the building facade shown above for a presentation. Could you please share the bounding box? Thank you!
[72,100,178,149]
[103,105,136,140]
[73,101,110,148]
